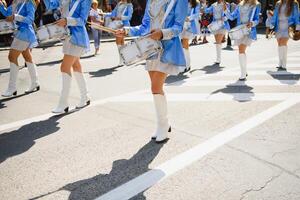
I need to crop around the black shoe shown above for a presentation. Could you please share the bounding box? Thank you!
[155,138,169,144]
[151,126,171,140]
[75,100,91,109]
[276,66,286,71]
[184,67,191,73]
[25,86,40,94]
[239,77,247,81]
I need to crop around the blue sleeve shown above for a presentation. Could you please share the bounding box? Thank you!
[44,0,60,11]
[270,4,279,26]
[122,4,133,21]
[189,4,200,21]
[0,4,12,17]
[68,0,92,27]
[204,5,213,14]
[161,0,188,40]
[128,1,150,36]
[226,5,239,20]
[15,2,35,24]
[251,4,261,26]
[105,5,117,18]
[292,2,299,25]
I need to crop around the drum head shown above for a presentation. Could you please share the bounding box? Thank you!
[48,25,66,38]
[37,26,50,41]
[136,37,161,55]
[120,41,142,65]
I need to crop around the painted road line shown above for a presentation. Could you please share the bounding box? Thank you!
[179,80,300,87]
[96,98,300,200]
[109,93,300,102]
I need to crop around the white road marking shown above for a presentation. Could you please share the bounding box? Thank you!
[109,93,300,102]
[96,98,300,200]
[180,80,300,87]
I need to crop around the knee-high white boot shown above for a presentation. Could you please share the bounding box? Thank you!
[25,62,40,93]
[216,43,222,64]
[74,71,90,109]
[2,63,19,97]
[117,45,124,66]
[52,73,71,114]
[183,48,191,72]
[281,46,287,69]
[152,94,170,143]
[278,46,283,68]
[239,53,247,80]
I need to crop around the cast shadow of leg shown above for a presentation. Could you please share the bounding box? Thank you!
[190,63,224,74]
[0,115,67,164]
[210,81,254,102]
[89,65,124,78]
[267,70,300,85]
[31,140,166,200]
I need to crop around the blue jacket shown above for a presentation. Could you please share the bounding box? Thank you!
[188,3,200,34]
[0,1,37,47]
[43,0,60,11]
[128,0,188,68]
[105,3,133,26]
[271,1,299,32]
[66,0,92,50]
[205,2,231,31]
[226,3,261,40]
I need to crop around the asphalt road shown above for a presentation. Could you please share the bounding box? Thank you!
[0,34,300,200]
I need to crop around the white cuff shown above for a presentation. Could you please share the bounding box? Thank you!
[161,29,174,40]
[66,17,77,26]
[14,14,25,22]
[296,24,300,31]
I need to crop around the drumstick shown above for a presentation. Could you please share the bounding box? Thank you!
[88,22,117,34]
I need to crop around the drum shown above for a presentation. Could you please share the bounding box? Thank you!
[108,20,123,30]
[228,25,250,40]
[0,20,15,35]
[208,20,224,33]
[36,23,68,44]
[119,36,163,66]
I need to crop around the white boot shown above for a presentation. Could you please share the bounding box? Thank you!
[281,46,287,69]
[277,46,283,68]
[25,62,40,93]
[216,43,222,64]
[183,48,191,72]
[74,71,90,109]
[117,45,124,66]
[2,63,19,97]
[152,94,170,143]
[239,53,247,80]
[52,73,71,114]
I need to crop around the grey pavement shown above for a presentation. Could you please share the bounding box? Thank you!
[0,34,300,200]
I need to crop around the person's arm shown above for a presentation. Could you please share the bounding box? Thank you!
[225,5,239,21]
[189,3,200,21]
[66,0,91,27]
[0,4,12,17]
[14,2,35,24]
[126,2,150,36]
[121,4,133,21]
[161,0,188,40]
[250,3,261,27]
[105,4,117,18]
[204,5,213,14]
[292,2,299,30]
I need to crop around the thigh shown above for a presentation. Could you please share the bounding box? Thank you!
[8,49,22,64]
[214,34,224,43]
[151,72,167,87]
[21,48,33,63]
[72,58,82,72]
[61,54,77,73]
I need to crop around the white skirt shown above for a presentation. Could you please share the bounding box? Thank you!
[181,29,194,39]
[213,29,227,35]
[11,38,30,51]
[234,35,253,46]
[63,37,85,57]
[146,54,184,75]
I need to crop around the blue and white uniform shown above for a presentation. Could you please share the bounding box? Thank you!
[0,0,38,51]
[205,2,230,35]
[105,2,133,27]
[270,1,299,70]
[181,2,200,39]
[127,0,188,75]
[226,2,261,46]
[62,0,92,57]
[43,0,60,11]
[271,1,299,39]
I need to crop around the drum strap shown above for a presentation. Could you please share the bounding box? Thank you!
[68,0,80,17]
[160,0,176,28]
[16,2,26,15]
[249,6,256,22]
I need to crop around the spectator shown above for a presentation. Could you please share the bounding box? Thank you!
[90,0,104,55]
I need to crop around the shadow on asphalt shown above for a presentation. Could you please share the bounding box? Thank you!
[88,65,124,78]
[191,63,225,74]
[166,73,189,84]
[0,115,68,163]
[30,140,166,200]
[267,70,300,85]
[210,81,255,102]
